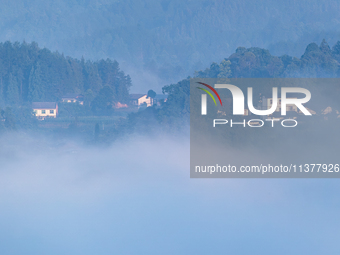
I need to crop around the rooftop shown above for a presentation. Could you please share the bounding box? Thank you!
[130,94,146,100]
[32,102,57,109]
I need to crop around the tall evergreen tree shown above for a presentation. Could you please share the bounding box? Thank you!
[6,73,19,105]
[28,63,43,102]
[0,60,5,106]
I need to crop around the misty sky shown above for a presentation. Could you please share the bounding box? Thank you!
[0,133,339,255]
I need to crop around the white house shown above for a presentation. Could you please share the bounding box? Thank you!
[130,94,153,107]
[32,102,58,120]
[61,93,84,105]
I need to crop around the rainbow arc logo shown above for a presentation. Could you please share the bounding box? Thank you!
[196,82,222,106]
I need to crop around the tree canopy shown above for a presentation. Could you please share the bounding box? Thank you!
[0,41,132,108]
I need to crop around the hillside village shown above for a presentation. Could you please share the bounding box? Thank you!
[0,40,339,136]
[32,92,168,120]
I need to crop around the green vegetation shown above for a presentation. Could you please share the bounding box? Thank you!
[195,40,340,79]
[150,39,340,127]
[1,0,340,83]
[1,39,340,142]
[0,41,131,107]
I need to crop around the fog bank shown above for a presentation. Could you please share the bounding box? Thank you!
[0,132,339,255]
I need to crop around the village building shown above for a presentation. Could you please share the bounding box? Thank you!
[129,94,168,108]
[61,93,84,105]
[32,102,58,120]
[130,94,153,107]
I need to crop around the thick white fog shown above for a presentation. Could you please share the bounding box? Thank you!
[0,132,339,254]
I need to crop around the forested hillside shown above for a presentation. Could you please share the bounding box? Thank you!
[1,0,340,86]
[0,41,132,107]
[1,39,340,137]
[157,40,340,125]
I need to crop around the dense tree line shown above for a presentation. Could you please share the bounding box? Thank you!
[134,39,340,129]
[195,39,340,79]
[2,0,340,84]
[0,41,132,108]
[1,40,340,136]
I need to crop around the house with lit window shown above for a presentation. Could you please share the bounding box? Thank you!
[32,102,58,120]
[61,93,84,105]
